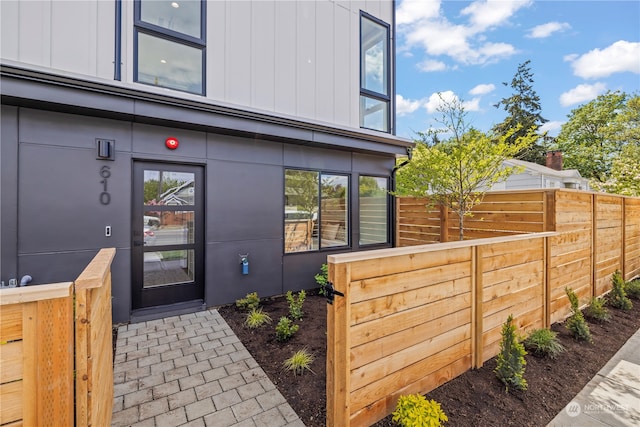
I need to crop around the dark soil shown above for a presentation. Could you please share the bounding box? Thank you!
[218,291,640,427]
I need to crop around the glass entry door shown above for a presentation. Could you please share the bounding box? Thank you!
[132,162,204,309]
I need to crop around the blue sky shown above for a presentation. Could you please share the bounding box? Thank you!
[394,0,640,140]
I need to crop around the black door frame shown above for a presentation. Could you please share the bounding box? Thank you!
[132,161,205,309]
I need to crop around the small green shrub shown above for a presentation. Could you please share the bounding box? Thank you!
[275,316,299,342]
[286,290,306,320]
[523,328,565,359]
[315,263,329,296]
[494,314,527,392]
[609,270,633,310]
[626,278,640,300]
[283,348,315,376]
[565,287,592,342]
[244,308,272,329]
[236,292,260,311]
[584,296,610,323]
[392,394,448,427]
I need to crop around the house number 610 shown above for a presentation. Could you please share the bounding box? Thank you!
[99,165,111,205]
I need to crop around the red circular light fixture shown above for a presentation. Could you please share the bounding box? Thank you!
[165,137,179,150]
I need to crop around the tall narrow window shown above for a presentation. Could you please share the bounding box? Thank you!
[360,13,390,132]
[134,0,206,95]
[284,170,349,253]
[359,176,389,245]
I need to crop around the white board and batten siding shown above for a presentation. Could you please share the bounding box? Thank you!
[1,0,392,131]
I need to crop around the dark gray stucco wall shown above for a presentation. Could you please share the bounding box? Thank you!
[1,106,19,284]
[2,106,396,324]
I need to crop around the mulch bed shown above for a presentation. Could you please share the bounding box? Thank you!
[217,290,640,427]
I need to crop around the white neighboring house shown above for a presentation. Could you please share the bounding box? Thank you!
[491,158,591,191]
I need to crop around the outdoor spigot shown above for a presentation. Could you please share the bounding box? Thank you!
[240,254,249,275]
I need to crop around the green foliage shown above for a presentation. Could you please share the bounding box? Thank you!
[392,394,448,427]
[315,264,329,296]
[494,315,528,392]
[625,279,640,300]
[244,308,272,329]
[275,316,299,342]
[584,297,610,323]
[492,60,549,165]
[565,287,592,342]
[609,270,633,310]
[555,91,634,182]
[286,290,306,320]
[395,93,537,240]
[282,348,315,376]
[236,292,260,311]
[523,328,565,359]
[591,143,640,196]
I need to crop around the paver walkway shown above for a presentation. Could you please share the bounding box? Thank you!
[111,309,305,427]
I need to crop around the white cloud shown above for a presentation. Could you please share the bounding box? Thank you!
[463,98,481,112]
[559,83,607,107]
[539,121,564,135]
[417,59,447,72]
[396,94,423,116]
[461,0,533,31]
[398,0,527,67]
[526,22,571,39]
[570,40,640,79]
[396,0,441,26]
[424,91,459,114]
[469,84,496,96]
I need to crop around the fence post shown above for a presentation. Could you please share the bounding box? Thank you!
[472,245,483,368]
[591,194,597,298]
[544,236,551,328]
[622,197,627,278]
[326,260,351,427]
[440,203,449,243]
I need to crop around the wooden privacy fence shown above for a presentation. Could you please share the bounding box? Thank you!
[327,190,640,426]
[397,189,640,285]
[0,248,115,427]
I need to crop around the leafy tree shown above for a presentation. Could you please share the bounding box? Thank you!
[554,91,630,182]
[396,94,537,240]
[591,143,640,196]
[493,60,548,165]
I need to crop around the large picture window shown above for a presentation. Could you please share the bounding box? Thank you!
[284,170,349,253]
[134,0,206,95]
[360,13,390,132]
[359,176,389,245]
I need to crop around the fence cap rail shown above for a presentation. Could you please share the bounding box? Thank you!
[75,248,116,290]
[328,231,558,264]
[0,281,73,305]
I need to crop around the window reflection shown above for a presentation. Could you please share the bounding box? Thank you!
[283,170,349,253]
[361,18,388,96]
[137,33,203,94]
[284,170,319,253]
[143,170,195,205]
[321,175,348,248]
[140,0,202,38]
[359,176,388,245]
[361,96,389,132]
[143,249,195,288]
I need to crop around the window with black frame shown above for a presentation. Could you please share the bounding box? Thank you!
[134,0,205,95]
[284,170,349,253]
[360,12,390,132]
[359,176,389,245]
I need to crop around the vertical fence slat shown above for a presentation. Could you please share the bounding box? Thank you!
[327,261,351,427]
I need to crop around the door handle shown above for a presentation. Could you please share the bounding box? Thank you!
[133,240,144,246]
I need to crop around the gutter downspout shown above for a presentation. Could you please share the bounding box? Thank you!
[391,147,413,247]
[114,0,122,81]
